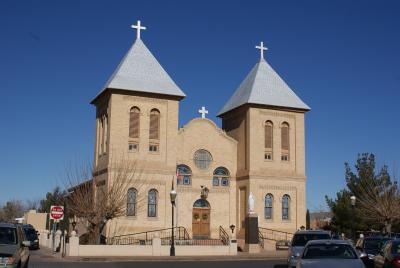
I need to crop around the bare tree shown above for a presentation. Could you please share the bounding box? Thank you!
[0,200,24,222]
[64,157,145,244]
[355,174,400,234]
[25,199,40,211]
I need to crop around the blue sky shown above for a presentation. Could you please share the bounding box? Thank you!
[1,0,399,211]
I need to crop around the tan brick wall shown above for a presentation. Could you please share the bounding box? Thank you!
[93,92,307,238]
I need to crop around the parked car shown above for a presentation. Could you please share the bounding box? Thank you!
[356,236,392,268]
[296,239,364,268]
[287,230,331,268]
[373,239,400,268]
[0,222,30,267]
[22,224,39,250]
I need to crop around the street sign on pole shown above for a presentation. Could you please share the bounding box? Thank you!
[50,205,64,220]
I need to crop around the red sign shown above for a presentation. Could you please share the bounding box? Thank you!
[50,205,64,220]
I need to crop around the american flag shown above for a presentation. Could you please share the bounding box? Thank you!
[176,167,182,185]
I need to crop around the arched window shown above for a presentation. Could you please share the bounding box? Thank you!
[149,109,160,140]
[213,167,230,186]
[148,189,158,217]
[126,188,137,216]
[265,194,273,219]
[149,109,160,152]
[194,149,213,170]
[281,122,289,161]
[177,165,192,185]
[282,194,290,220]
[265,121,273,160]
[129,107,140,138]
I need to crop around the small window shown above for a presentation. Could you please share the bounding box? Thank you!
[126,188,137,216]
[148,189,158,217]
[177,165,192,185]
[212,177,219,186]
[265,194,273,219]
[281,154,289,161]
[194,149,213,170]
[213,167,229,187]
[149,144,159,152]
[221,178,229,186]
[128,143,139,152]
[282,194,290,220]
[265,153,272,160]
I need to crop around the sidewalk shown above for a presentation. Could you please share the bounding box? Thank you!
[33,246,287,262]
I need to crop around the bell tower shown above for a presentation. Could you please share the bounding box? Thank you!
[218,41,310,232]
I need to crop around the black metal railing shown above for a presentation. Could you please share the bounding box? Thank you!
[219,226,230,245]
[162,239,225,246]
[258,229,265,248]
[107,226,190,245]
[258,227,293,242]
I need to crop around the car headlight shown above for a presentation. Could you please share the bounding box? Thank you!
[34,239,39,242]
[368,254,375,260]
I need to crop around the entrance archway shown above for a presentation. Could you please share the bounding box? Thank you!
[192,199,210,239]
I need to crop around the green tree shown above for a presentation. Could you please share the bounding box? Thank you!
[326,153,400,237]
[39,187,69,231]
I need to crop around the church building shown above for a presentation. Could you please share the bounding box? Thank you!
[90,21,310,239]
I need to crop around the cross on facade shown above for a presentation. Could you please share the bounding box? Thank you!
[198,106,208,119]
[131,20,146,39]
[255,41,268,59]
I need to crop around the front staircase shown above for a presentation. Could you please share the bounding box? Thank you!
[236,227,294,251]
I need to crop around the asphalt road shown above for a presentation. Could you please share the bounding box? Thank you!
[29,248,288,268]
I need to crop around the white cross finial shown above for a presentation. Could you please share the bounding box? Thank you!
[131,20,146,39]
[198,106,208,119]
[255,41,268,59]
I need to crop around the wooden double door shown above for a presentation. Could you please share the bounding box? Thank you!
[192,207,210,239]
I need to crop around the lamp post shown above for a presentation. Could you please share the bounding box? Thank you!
[170,182,177,256]
[350,195,356,242]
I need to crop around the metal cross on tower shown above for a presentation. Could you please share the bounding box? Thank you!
[198,106,208,119]
[255,41,268,59]
[131,20,146,39]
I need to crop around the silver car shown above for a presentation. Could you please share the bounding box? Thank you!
[296,239,365,268]
[288,230,331,267]
[0,223,30,268]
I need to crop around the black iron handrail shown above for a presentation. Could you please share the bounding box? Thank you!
[108,226,190,245]
[258,230,265,248]
[258,227,293,242]
[219,226,230,245]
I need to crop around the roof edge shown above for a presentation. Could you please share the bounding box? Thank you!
[91,88,185,105]
[217,102,311,118]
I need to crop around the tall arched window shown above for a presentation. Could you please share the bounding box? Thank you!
[281,122,290,161]
[265,194,273,219]
[282,194,290,220]
[129,107,140,139]
[177,165,192,185]
[126,188,137,216]
[265,121,273,160]
[148,189,158,217]
[213,167,230,186]
[149,109,160,152]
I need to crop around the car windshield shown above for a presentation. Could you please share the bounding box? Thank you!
[302,243,357,259]
[24,228,38,240]
[292,233,331,247]
[0,227,17,245]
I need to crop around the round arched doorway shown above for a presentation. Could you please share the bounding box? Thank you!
[192,199,211,239]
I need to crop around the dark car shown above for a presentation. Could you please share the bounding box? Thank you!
[356,236,392,268]
[373,239,400,268]
[22,225,39,250]
[0,222,30,268]
[287,230,332,267]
